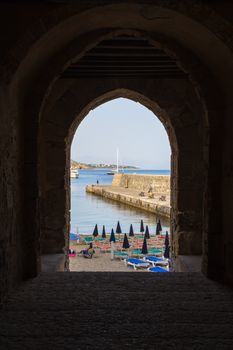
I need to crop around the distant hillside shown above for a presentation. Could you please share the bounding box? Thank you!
[71,160,139,170]
[71,160,89,169]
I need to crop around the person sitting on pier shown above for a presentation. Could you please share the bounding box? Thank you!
[148,185,153,193]
[80,243,95,259]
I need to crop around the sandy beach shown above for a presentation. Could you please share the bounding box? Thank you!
[69,241,150,272]
[69,234,167,273]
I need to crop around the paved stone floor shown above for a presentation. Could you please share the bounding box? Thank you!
[0,272,233,349]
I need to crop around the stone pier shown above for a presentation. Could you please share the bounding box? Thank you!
[86,174,170,218]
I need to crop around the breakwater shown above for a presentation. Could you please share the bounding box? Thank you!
[86,173,170,218]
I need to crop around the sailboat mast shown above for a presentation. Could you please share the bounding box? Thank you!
[116,148,119,173]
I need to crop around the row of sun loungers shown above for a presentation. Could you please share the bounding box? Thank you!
[79,235,170,272]
[82,235,166,245]
[125,258,150,270]
[70,251,169,271]
[124,258,169,272]
[100,247,163,257]
[144,256,169,267]
[114,251,128,259]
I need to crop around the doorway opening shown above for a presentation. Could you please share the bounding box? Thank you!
[38,35,205,276]
[69,97,171,272]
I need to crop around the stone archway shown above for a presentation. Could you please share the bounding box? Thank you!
[39,76,205,270]
[3,2,231,287]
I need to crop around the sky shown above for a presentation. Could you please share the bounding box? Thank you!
[71,98,171,169]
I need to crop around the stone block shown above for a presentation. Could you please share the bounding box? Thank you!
[176,231,202,255]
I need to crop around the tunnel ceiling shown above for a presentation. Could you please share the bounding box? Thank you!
[61,36,187,79]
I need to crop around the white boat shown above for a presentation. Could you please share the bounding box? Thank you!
[70,169,79,178]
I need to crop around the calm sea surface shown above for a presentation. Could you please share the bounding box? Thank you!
[71,169,170,235]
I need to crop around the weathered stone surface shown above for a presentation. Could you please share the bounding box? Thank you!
[0,1,233,304]
[86,184,170,218]
[87,174,171,218]
[112,173,170,195]
[39,76,205,264]
[1,273,233,349]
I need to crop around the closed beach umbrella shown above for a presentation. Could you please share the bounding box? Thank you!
[140,219,144,233]
[122,233,130,249]
[164,231,170,259]
[145,225,150,239]
[116,221,122,240]
[102,225,106,239]
[116,221,122,234]
[129,224,134,237]
[109,228,116,243]
[164,244,170,259]
[158,219,162,232]
[141,235,148,255]
[165,231,169,245]
[93,224,98,237]
[156,222,160,235]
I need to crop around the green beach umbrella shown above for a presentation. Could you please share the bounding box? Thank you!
[145,225,150,239]
[141,235,148,255]
[102,225,106,239]
[109,228,116,243]
[93,224,98,237]
[140,219,144,233]
[129,224,134,237]
[122,233,130,249]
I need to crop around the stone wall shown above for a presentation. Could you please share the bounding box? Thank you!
[112,173,170,196]
[86,184,170,218]
[19,2,230,283]
[87,174,170,218]
[0,0,233,303]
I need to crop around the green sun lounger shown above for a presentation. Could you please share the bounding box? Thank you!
[114,251,129,259]
[83,237,93,244]
[131,249,162,257]
[148,249,162,256]
[131,249,144,257]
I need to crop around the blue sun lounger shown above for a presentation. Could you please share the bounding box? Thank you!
[125,258,149,270]
[144,256,169,267]
[148,266,169,273]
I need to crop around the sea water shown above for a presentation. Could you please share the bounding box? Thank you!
[71,169,170,235]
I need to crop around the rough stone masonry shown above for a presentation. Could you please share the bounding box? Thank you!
[86,174,170,218]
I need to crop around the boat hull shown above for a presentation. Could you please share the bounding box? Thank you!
[70,169,79,178]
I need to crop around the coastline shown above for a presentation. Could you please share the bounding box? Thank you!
[71,169,170,235]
